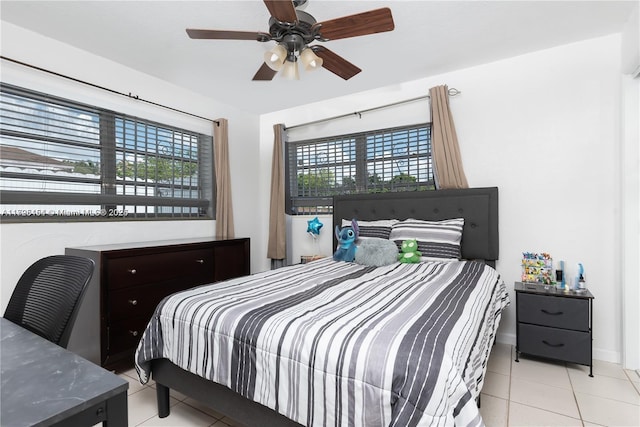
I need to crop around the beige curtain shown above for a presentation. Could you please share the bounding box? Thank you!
[429,85,469,189]
[214,118,235,238]
[267,124,286,264]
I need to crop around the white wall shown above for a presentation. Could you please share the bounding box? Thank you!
[1,21,632,366]
[261,34,625,363]
[620,2,640,370]
[0,22,262,312]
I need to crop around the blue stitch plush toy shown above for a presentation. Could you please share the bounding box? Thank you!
[333,219,359,262]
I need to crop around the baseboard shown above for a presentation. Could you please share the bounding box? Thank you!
[593,348,621,364]
[496,331,516,347]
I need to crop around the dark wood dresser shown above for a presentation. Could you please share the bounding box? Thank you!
[65,237,250,370]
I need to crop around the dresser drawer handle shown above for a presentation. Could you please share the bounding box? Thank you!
[195,259,204,264]
[128,299,138,306]
[129,330,139,337]
[541,309,563,316]
[127,269,137,275]
[542,340,564,348]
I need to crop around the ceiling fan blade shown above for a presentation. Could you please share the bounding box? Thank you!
[311,46,361,80]
[253,63,278,81]
[186,29,271,41]
[263,0,298,23]
[315,8,394,41]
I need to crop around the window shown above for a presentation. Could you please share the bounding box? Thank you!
[286,124,434,214]
[0,84,214,221]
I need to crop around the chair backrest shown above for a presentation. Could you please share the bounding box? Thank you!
[4,255,95,348]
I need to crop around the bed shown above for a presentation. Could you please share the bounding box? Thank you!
[135,187,508,427]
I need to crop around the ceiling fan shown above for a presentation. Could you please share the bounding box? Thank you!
[186,0,395,81]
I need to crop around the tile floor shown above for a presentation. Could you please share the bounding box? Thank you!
[118,343,640,426]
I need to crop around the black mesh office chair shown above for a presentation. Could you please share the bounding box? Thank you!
[4,255,95,348]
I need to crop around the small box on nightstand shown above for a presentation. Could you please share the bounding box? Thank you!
[300,255,325,264]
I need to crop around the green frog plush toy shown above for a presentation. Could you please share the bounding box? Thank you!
[398,239,422,263]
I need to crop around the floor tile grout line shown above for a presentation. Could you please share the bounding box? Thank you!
[118,370,231,426]
[123,344,640,427]
[509,346,589,424]
[572,389,640,407]
[181,398,229,421]
[568,368,640,406]
[623,368,640,396]
[507,344,513,425]
[565,361,586,426]
[510,401,584,424]
[133,403,163,427]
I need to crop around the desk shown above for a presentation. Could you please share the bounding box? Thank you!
[1,318,128,426]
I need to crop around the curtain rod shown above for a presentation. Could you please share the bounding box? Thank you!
[0,55,220,126]
[284,88,460,131]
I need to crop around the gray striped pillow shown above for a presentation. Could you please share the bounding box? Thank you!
[342,219,398,240]
[390,218,464,260]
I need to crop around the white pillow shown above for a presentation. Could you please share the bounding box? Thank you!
[341,219,398,240]
[390,218,464,260]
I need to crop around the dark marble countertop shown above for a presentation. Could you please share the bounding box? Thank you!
[1,318,128,427]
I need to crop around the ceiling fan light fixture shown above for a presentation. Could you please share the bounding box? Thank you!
[281,57,300,80]
[186,2,395,82]
[300,47,323,71]
[264,44,287,71]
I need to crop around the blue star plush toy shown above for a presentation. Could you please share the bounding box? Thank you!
[307,217,323,236]
[333,219,359,262]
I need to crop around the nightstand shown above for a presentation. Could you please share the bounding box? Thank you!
[514,282,594,376]
[300,255,325,264]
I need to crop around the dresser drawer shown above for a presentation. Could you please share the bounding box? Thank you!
[109,282,174,322]
[108,316,151,356]
[518,323,591,365]
[106,249,214,290]
[517,293,589,331]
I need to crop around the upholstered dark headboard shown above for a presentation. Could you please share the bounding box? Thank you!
[333,187,499,264]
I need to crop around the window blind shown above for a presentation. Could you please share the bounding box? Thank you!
[286,123,434,215]
[0,83,214,221]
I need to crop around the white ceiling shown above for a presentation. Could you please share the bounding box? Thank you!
[1,1,636,114]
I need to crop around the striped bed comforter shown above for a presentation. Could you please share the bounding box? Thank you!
[135,258,509,427]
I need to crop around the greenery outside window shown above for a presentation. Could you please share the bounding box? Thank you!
[286,123,434,214]
[0,84,214,221]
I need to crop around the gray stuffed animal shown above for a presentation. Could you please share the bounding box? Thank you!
[354,238,399,267]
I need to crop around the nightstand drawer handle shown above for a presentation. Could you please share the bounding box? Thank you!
[542,340,564,348]
[541,309,563,316]
[128,299,138,306]
[127,268,137,275]
[129,330,139,337]
[195,259,204,264]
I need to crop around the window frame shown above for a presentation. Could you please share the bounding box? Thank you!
[285,123,434,215]
[0,83,215,222]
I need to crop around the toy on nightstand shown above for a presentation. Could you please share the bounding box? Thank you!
[555,260,566,289]
[576,263,587,291]
[521,252,553,284]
